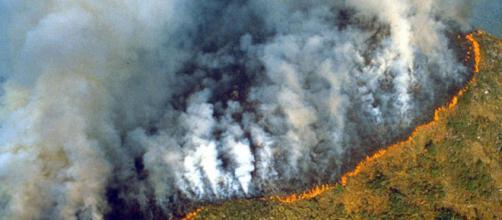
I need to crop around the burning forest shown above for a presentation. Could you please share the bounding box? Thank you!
[0,0,491,219]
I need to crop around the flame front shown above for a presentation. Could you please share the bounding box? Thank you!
[271,184,334,203]
[182,208,205,220]
[466,32,481,73]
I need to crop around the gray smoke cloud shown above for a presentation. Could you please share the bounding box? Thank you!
[0,0,473,219]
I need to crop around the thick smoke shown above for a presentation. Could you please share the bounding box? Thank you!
[0,0,473,219]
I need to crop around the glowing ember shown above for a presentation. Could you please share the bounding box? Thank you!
[182,208,205,220]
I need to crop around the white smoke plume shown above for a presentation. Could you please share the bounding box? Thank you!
[0,0,474,219]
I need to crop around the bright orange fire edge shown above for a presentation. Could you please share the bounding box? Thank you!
[181,31,482,219]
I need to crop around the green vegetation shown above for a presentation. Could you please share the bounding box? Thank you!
[192,33,501,220]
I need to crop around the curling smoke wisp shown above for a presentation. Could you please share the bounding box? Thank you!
[0,0,475,219]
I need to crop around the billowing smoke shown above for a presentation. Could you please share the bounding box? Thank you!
[0,0,474,219]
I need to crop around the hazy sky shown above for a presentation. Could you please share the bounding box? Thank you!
[472,0,502,36]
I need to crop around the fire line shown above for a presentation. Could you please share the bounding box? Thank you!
[182,208,205,220]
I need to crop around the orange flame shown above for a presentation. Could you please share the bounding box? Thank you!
[466,33,481,73]
[182,208,204,220]
[271,184,334,203]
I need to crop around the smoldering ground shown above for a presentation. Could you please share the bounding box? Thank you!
[0,0,475,219]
